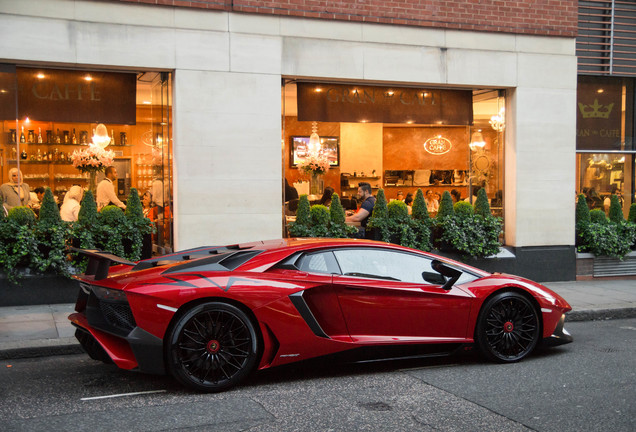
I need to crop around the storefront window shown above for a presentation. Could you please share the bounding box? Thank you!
[0,66,173,253]
[576,76,635,217]
[281,81,505,237]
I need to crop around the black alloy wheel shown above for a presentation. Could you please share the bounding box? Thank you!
[476,291,540,362]
[167,302,260,392]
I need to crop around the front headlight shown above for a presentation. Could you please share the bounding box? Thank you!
[93,286,127,302]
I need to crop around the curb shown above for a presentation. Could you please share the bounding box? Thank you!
[0,343,83,360]
[565,307,636,322]
[1,308,635,361]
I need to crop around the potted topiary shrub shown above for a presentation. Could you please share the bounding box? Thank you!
[367,189,390,241]
[288,195,313,237]
[31,188,71,276]
[309,204,330,237]
[0,206,37,283]
[438,189,502,259]
[96,205,131,258]
[411,188,432,251]
[327,194,357,238]
[579,206,636,260]
[125,188,154,260]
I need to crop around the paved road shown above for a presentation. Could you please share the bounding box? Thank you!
[1,319,634,431]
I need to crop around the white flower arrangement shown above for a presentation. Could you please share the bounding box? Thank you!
[71,144,115,174]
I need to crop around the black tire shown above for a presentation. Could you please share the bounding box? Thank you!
[475,291,540,362]
[166,302,260,392]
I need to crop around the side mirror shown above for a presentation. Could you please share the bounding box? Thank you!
[431,260,462,291]
[423,271,446,285]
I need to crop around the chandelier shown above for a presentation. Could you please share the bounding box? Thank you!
[489,108,505,132]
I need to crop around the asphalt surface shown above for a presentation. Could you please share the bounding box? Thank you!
[0,319,634,431]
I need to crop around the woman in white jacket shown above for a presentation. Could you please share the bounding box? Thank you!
[60,185,83,222]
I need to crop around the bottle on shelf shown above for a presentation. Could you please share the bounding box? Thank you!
[21,149,27,160]
[37,149,42,161]
[54,148,59,161]
[47,150,53,161]
[63,131,69,144]
[20,127,26,143]
[37,128,43,144]
[71,128,77,144]
[28,129,35,143]
[120,132,127,146]
[9,129,16,144]
[55,129,61,144]
[11,147,16,160]
[111,129,115,146]
[46,130,52,144]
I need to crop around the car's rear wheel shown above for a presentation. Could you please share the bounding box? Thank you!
[166,302,259,392]
[476,291,540,362]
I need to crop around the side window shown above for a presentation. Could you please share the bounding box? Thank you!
[298,251,339,275]
[333,248,438,283]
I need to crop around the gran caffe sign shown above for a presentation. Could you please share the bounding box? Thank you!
[1,67,136,124]
[297,83,473,125]
[576,76,622,151]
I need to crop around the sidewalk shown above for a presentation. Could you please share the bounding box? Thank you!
[0,279,635,360]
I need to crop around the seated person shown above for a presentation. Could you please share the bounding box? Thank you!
[346,182,375,236]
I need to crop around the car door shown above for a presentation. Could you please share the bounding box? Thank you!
[331,248,473,342]
[266,250,349,340]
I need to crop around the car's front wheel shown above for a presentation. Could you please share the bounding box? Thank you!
[166,302,260,392]
[476,291,540,362]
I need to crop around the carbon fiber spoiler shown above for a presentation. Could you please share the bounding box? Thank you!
[71,248,136,280]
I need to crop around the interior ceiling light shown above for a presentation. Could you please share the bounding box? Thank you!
[469,130,486,151]
[489,108,505,132]
[84,75,93,81]
[36,73,45,79]
[307,121,321,155]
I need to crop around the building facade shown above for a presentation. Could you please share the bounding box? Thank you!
[0,0,579,280]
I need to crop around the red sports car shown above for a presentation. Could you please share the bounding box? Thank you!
[69,238,573,392]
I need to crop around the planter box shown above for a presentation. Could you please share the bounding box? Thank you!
[0,272,79,307]
[576,251,636,277]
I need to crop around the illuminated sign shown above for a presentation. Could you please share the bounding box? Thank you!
[423,136,452,155]
[297,83,473,125]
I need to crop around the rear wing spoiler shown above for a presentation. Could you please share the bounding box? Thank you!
[71,248,136,280]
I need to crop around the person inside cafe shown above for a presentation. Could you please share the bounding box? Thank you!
[404,193,413,215]
[60,185,83,222]
[396,191,404,202]
[29,186,46,213]
[96,166,126,211]
[450,189,461,203]
[319,186,334,207]
[0,168,30,213]
[346,182,375,237]
[424,189,439,213]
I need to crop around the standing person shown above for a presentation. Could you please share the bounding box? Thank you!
[60,185,83,222]
[346,182,375,236]
[0,168,30,213]
[424,189,439,213]
[96,166,126,210]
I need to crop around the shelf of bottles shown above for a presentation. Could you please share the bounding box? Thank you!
[2,120,132,196]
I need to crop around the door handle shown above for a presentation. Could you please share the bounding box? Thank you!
[344,286,365,291]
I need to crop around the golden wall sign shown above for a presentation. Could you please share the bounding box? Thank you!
[423,136,452,155]
[13,67,136,124]
[576,76,622,151]
[297,83,473,125]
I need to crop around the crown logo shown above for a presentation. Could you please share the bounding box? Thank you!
[578,99,614,119]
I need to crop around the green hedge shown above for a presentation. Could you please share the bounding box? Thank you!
[0,187,153,284]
